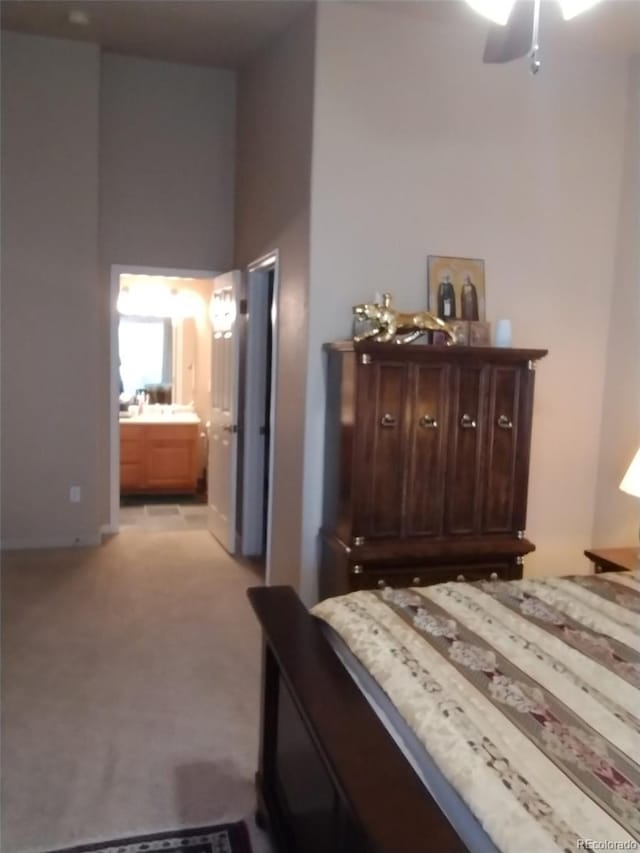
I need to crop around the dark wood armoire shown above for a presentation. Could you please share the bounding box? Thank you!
[319,341,547,600]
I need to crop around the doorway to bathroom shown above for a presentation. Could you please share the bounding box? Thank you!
[109,265,217,534]
[108,256,280,583]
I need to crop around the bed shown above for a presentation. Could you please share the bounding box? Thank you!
[247,571,639,852]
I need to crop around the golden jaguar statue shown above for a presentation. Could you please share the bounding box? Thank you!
[353,292,455,344]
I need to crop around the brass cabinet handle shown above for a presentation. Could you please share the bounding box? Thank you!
[490,572,499,581]
[377,579,386,588]
[497,415,513,430]
[412,576,421,585]
[419,414,438,429]
[460,414,476,429]
[380,413,397,428]
[456,573,466,582]
[352,564,363,575]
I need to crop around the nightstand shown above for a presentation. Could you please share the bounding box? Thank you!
[584,547,638,574]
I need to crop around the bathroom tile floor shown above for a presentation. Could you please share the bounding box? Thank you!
[119,502,208,532]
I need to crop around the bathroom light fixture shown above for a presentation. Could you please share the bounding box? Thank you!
[118,283,202,319]
[118,284,173,317]
[465,0,602,24]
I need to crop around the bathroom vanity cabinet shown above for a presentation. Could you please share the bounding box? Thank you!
[120,420,200,494]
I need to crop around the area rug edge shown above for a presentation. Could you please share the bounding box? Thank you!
[38,820,253,853]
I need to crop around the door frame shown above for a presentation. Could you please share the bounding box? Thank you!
[107,264,217,534]
[243,251,279,584]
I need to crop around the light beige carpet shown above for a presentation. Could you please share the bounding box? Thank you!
[1,529,272,853]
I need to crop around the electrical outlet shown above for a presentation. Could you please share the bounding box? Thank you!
[69,486,81,503]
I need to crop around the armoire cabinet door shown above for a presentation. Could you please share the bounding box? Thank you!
[353,360,410,539]
[405,364,450,536]
[483,365,522,532]
[445,365,488,534]
[484,364,534,533]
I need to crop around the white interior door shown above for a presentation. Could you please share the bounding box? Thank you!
[208,270,241,553]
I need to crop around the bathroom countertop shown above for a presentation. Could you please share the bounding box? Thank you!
[119,412,201,425]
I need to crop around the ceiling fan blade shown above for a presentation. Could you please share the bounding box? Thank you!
[483,0,535,63]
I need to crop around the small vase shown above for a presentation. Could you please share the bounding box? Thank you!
[494,319,512,347]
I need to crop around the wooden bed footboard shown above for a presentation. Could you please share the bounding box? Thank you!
[247,585,467,853]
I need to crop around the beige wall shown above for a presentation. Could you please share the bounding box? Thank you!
[593,55,640,545]
[1,36,237,544]
[300,3,631,599]
[1,33,101,548]
[99,54,236,272]
[234,8,316,587]
[98,53,236,526]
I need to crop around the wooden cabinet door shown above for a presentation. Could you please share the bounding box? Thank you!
[405,363,450,537]
[483,365,520,533]
[483,364,534,533]
[145,425,198,490]
[445,364,488,534]
[353,359,410,539]
[120,461,145,490]
[120,425,145,490]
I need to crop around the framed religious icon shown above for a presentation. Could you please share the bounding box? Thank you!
[427,256,486,323]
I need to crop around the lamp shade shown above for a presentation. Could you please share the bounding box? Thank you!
[620,448,640,499]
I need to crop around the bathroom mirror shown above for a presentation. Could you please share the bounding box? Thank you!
[118,315,173,402]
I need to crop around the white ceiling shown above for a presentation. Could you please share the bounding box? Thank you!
[0,0,313,69]
[1,0,638,68]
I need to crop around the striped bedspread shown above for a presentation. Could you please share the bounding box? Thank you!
[312,572,640,853]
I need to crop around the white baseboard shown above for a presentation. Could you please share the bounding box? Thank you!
[100,523,120,537]
[0,532,101,551]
